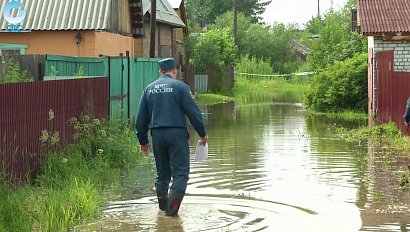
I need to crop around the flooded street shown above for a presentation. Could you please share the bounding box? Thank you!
[78,93,410,232]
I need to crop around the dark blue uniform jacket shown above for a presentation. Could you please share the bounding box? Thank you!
[136,74,206,145]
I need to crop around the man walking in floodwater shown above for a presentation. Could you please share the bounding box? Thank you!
[136,57,208,216]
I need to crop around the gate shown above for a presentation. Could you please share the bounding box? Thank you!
[376,51,393,123]
[109,57,129,120]
[375,50,410,135]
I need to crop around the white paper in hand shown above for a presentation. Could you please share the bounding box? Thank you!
[195,140,208,161]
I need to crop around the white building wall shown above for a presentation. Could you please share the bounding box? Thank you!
[374,39,410,72]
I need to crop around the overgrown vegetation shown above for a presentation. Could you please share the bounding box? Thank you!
[338,122,410,188]
[237,55,272,75]
[338,122,410,155]
[0,58,32,83]
[304,53,368,112]
[0,115,153,232]
[187,29,238,73]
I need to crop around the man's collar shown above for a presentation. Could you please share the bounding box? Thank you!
[160,74,173,78]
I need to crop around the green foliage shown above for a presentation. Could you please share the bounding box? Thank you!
[186,0,271,30]
[237,54,272,75]
[191,29,238,72]
[338,122,410,153]
[400,172,410,188]
[234,75,309,104]
[304,52,368,112]
[210,11,302,73]
[305,10,367,70]
[211,11,253,55]
[0,58,32,83]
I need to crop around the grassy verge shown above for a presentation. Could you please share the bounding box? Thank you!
[338,121,410,154]
[195,93,234,106]
[306,110,368,122]
[233,75,310,104]
[0,116,153,232]
[337,122,410,187]
[234,75,310,95]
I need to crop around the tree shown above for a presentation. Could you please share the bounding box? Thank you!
[305,6,367,70]
[211,11,253,56]
[186,0,271,31]
[211,12,301,73]
[190,29,238,73]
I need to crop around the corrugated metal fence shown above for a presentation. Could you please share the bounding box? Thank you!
[0,78,109,180]
[375,50,410,135]
[195,74,208,93]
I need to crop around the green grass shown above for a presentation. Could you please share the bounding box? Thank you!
[306,110,368,122]
[338,122,410,156]
[234,75,310,95]
[233,75,310,104]
[195,93,234,106]
[0,116,154,232]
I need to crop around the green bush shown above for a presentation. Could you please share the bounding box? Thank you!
[304,52,367,112]
[189,29,238,73]
[0,58,32,83]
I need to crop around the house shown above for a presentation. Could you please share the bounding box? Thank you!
[358,0,410,133]
[0,0,185,59]
[168,0,188,72]
[134,0,185,60]
[0,0,145,57]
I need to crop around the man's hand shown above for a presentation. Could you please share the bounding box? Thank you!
[200,135,208,146]
[140,144,151,156]
[405,121,409,127]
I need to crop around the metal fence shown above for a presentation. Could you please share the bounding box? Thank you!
[375,50,410,135]
[195,74,208,93]
[0,78,109,180]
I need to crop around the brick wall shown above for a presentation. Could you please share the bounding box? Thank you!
[374,39,410,72]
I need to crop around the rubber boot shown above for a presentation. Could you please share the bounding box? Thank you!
[165,189,185,216]
[157,191,168,211]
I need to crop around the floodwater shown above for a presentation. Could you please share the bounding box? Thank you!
[77,91,410,232]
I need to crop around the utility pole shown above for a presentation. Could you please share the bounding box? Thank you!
[317,0,320,17]
[233,0,238,46]
[150,0,157,58]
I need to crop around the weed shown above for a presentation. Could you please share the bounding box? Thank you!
[0,114,153,231]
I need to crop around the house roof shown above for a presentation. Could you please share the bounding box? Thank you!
[167,0,183,9]
[0,0,185,31]
[0,0,111,31]
[143,0,185,27]
[359,0,410,34]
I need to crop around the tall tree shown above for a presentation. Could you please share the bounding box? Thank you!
[186,0,271,31]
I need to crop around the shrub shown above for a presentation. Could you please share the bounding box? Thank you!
[304,52,367,112]
[190,29,238,73]
[0,58,32,83]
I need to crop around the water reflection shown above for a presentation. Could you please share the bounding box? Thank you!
[77,94,410,231]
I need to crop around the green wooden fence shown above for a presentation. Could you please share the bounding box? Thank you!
[129,57,160,123]
[45,55,109,77]
[44,55,160,122]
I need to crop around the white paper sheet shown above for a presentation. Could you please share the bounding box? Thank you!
[195,140,208,161]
